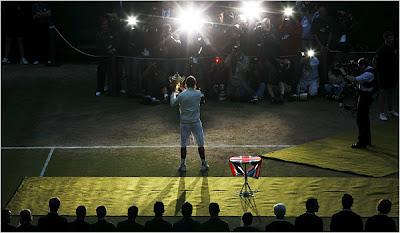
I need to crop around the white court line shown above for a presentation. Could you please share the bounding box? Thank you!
[1,144,294,150]
[39,148,55,177]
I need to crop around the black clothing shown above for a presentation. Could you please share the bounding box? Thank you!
[3,2,28,37]
[95,28,120,94]
[365,214,397,232]
[255,28,281,60]
[68,219,90,232]
[311,16,333,47]
[31,21,50,62]
[38,212,68,232]
[16,223,39,232]
[201,217,230,232]
[330,210,363,232]
[295,212,323,231]
[31,2,52,62]
[376,43,398,89]
[265,220,295,232]
[144,217,173,232]
[97,61,111,93]
[91,219,116,232]
[172,217,201,232]
[3,224,16,232]
[357,92,373,146]
[233,226,260,231]
[117,219,144,232]
[354,67,375,146]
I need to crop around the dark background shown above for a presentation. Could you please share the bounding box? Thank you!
[1,1,399,63]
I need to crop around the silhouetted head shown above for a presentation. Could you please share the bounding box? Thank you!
[76,206,86,220]
[181,202,193,218]
[49,197,61,213]
[274,203,286,219]
[318,6,328,17]
[128,206,139,220]
[377,199,392,215]
[185,76,196,89]
[342,194,353,209]
[383,31,394,47]
[209,203,220,217]
[154,202,165,217]
[162,23,172,36]
[242,212,253,226]
[2,209,11,224]
[357,57,369,70]
[96,206,107,219]
[19,209,32,224]
[306,198,319,213]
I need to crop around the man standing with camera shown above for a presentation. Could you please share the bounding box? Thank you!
[346,58,376,149]
[170,76,208,172]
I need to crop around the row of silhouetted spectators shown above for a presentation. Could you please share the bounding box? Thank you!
[2,193,397,232]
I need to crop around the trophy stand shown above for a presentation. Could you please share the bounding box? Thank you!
[239,163,256,197]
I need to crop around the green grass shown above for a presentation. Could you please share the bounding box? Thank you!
[1,150,49,207]
[266,121,399,177]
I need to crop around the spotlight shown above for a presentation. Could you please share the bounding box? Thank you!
[307,49,315,57]
[177,6,205,33]
[283,7,294,17]
[240,1,263,22]
[126,15,138,29]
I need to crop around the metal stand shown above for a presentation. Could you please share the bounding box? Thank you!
[239,163,255,197]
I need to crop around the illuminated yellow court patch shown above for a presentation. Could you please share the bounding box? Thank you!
[265,121,398,177]
[7,177,398,217]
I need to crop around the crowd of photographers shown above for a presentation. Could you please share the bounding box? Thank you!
[93,1,397,118]
[2,2,398,118]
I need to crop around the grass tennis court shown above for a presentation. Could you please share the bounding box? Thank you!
[2,64,398,227]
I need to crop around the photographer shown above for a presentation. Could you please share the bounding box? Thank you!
[345,58,375,149]
[95,15,121,96]
[297,54,320,98]
[311,6,333,84]
[31,2,53,65]
[324,62,348,101]
[375,31,399,121]
[245,58,267,103]
[2,2,30,64]
[266,58,292,104]
[224,44,250,101]
[158,23,183,77]
[254,17,281,60]
[141,62,169,105]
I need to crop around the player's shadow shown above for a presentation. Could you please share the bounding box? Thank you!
[173,176,202,216]
[174,176,186,216]
[196,176,210,215]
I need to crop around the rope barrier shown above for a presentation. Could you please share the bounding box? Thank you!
[52,25,377,63]
[51,26,105,58]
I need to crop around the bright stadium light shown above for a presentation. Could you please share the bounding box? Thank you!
[307,49,315,57]
[126,15,138,29]
[177,6,206,33]
[240,1,263,21]
[283,7,294,17]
